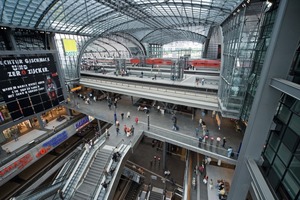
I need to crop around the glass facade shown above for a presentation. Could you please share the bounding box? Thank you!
[262,42,300,200]
[219,2,263,119]
[262,95,300,200]
[241,4,278,122]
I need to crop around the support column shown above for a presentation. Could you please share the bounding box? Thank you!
[97,119,102,132]
[66,108,72,116]
[162,142,167,171]
[228,1,300,199]
[36,114,44,129]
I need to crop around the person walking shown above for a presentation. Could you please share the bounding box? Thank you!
[135,117,139,124]
[116,127,119,135]
[127,111,131,119]
[121,113,124,120]
[105,128,110,139]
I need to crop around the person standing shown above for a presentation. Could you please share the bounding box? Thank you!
[227,147,233,158]
[222,137,226,148]
[121,113,124,120]
[201,78,205,85]
[131,125,135,136]
[124,125,127,134]
[57,189,64,200]
[209,179,213,189]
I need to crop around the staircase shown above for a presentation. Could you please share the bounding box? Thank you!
[149,187,164,200]
[71,148,111,200]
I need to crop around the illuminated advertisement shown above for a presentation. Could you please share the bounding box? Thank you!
[0,54,65,120]
[62,39,78,56]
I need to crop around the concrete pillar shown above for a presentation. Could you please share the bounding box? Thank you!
[228,1,300,199]
[97,119,101,132]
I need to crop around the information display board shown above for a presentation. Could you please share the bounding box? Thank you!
[0,54,65,120]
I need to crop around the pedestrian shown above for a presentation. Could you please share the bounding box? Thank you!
[201,78,205,85]
[203,175,208,184]
[131,125,135,136]
[108,103,112,110]
[164,170,171,177]
[199,164,204,175]
[158,157,161,167]
[89,139,94,148]
[12,132,19,141]
[116,127,119,135]
[207,157,211,165]
[116,120,120,128]
[227,147,233,157]
[105,128,110,139]
[85,142,90,153]
[154,155,157,165]
[57,189,64,200]
[123,125,127,134]
[199,118,202,126]
[101,181,110,189]
[127,111,131,119]
[135,116,139,124]
[103,168,109,178]
[209,179,213,189]
[222,137,226,148]
[121,113,124,120]
[216,137,221,146]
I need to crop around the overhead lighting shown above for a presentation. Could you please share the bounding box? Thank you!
[242,3,246,7]
[247,0,250,3]
[237,9,240,13]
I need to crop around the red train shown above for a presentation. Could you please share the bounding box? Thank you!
[129,58,220,69]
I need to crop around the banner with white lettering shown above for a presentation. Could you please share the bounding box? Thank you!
[0,54,65,120]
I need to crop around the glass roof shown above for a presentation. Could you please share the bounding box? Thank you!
[0,0,243,44]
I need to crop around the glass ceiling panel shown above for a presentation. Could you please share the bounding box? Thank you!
[0,0,244,44]
[0,0,52,27]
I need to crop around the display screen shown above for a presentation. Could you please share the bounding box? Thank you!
[0,54,65,121]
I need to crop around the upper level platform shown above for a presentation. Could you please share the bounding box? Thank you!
[80,70,219,111]
[66,95,243,165]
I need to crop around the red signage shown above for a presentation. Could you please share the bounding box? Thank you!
[0,153,33,177]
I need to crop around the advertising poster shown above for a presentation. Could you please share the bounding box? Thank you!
[0,54,65,120]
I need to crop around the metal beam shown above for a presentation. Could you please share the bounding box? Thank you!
[246,159,275,200]
[270,78,300,101]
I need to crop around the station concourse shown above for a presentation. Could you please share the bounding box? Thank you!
[0,0,300,200]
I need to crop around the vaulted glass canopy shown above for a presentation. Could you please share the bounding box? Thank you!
[0,0,243,44]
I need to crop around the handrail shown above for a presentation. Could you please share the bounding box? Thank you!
[137,122,237,164]
[0,114,84,167]
[81,78,218,99]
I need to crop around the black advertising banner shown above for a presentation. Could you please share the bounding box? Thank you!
[0,54,65,121]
